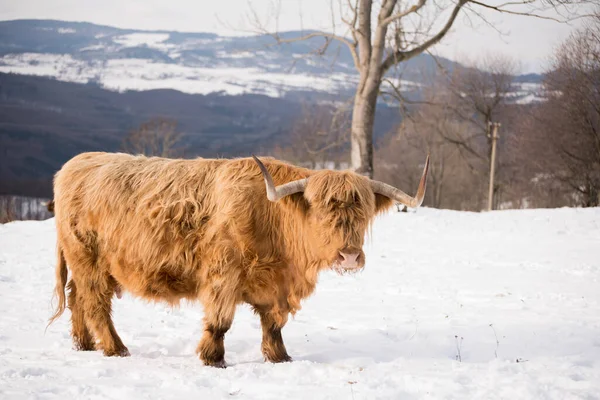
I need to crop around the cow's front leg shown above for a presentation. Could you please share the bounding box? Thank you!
[258,308,291,363]
[197,301,235,368]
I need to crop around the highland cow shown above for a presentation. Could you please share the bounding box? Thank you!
[49,152,428,367]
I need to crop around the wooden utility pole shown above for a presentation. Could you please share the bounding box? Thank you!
[487,122,501,211]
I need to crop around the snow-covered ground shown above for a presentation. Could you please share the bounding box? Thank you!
[1,208,599,399]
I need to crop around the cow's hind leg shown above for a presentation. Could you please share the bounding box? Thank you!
[256,306,291,363]
[74,267,129,357]
[67,279,95,351]
[196,300,236,368]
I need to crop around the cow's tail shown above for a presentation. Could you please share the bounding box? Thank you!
[47,241,68,328]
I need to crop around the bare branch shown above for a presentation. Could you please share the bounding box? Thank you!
[468,0,594,22]
[380,78,442,106]
[380,0,428,27]
[267,31,360,70]
[381,0,468,73]
[122,118,184,158]
[341,0,360,45]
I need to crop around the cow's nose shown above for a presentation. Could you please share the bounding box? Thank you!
[339,251,359,264]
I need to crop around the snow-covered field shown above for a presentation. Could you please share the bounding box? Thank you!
[0,53,360,97]
[0,26,541,101]
[1,208,599,399]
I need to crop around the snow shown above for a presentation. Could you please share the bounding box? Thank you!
[509,82,546,104]
[100,59,354,96]
[0,53,357,97]
[0,29,542,100]
[80,44,107,52]
[1,207,599,399]
[216,51,257,59]
[113,33,175,51]
[513,94,546,105]
[0,53,99,84]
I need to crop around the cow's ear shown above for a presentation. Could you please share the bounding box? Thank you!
[374,193,394,214]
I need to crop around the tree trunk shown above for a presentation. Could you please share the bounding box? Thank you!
[586,181,599,207]
[351,88,378,178]
[433,167,444,209]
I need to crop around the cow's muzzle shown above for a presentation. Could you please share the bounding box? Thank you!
[333,249,365,273]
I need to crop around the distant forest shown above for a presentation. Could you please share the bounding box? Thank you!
[0,73,400,198]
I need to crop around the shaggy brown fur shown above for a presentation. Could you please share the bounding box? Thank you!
[48,152,413,366]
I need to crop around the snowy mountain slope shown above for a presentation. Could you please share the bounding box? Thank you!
[0,20,542,101]
[1,207,599,399]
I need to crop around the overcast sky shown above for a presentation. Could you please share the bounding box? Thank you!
[0,0,593,73]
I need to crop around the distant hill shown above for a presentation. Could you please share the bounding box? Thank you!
[0,72,400,197]
[0,19,545,198]
[0,19,542,100]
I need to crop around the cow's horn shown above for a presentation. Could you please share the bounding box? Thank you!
[252,155,308,202]
[370,154,429,208]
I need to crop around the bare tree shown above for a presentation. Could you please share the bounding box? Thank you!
[443,56,518,209]
[0,195,52,223]
[384,56,517,209]
[273,102,352,169]
[251,0,590,178]
[376,55,526,210]
[517,12,600,207]
[376,88,483,210]
[122,118,184,157]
